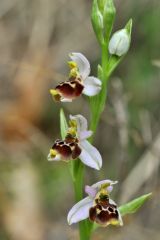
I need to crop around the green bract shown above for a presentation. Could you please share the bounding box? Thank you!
[60,108,68,138]
[119,193,152,216]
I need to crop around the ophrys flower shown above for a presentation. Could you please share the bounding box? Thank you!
[50,53,102,102]
[67,179,123,227]
[48,114,102,170]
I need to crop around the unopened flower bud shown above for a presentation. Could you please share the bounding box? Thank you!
[98,0,116,41]
[109,29,130,57]
[92,0,104,45]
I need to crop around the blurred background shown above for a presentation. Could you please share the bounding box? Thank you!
[0,0,160,239]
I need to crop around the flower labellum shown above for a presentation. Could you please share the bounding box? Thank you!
[50,77,84,102]
[67,179,123,227]
[50,53,102,102]
[48,135,81,162]
[108,29,130,57]
[89,189,120,226]
[47,114,102,170]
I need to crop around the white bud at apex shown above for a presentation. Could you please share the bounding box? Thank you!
[109,29,130,57]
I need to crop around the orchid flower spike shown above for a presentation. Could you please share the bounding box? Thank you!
[67,179,123,227]
[50,53,102,102]
[48,114,102,170]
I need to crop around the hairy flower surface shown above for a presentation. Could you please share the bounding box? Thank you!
[48,114,102,170]
[67,179,123,227]
[50,53,102,102]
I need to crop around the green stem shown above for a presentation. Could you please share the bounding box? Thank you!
[73,160,90,240]
[90,42,109,134]
[73,40,110,240]
[102,42,109,74]
[73,160,84,202]
[87,43,110,237]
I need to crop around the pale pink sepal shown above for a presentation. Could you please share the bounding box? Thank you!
[67,197,93,225]
[79,140,102,170]
[83,76,102,96]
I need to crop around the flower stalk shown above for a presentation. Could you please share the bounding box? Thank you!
[47,1,152,240]
[69,1,132,239]
[73,161,88,240]
[90,42,109,135]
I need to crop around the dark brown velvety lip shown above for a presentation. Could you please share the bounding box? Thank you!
[89,196,119,226]
[52,136,81,160]
[71,144,82,159]
[53,141,72,159]
[55,77,84,99]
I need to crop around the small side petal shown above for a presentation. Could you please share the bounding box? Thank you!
[92,180,118,192]
[83,76,102,96]
[67,197,93,225]
[85,180,117,199]
[69,52,90,79]
[107,185,113,193]
[79,140,102,170]
[85,185,97,198]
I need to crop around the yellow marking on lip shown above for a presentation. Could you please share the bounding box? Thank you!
[50,89,59,96]
[50,149,57,158]
[96,208,101,214]
[50,89,61,101]
[109,219,119,225]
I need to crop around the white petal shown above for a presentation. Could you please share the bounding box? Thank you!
[47,153,61,161]
[82,76,102,96]
[67,197,93,225]
[79,140,102,170]
[69,52,90,79]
